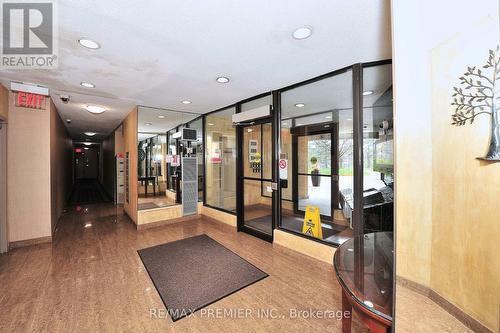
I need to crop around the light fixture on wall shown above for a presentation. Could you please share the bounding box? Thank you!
[207,122,214,126]
[85,105,106,114]
[294,103,305,108]
[216,76,230,83]
[363,90,374,96]
[182,100,191,104]
[78,38,100,49]
[80,82,95,88]
[292,26,313,40]
[84,222,92,228]
[84,132,96,136]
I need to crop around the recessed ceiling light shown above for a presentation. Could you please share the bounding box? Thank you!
[216,76,230,83]
[145,122,152,126]
[363,90,374,96]
[84,132,96,136]
[182,100,191,104]
[78,38,100,49]
[292,26,313,40]
[294,103,305,108]
[85,105,106,114]
[80,82,95,88]
[158,115,165,119]
[66,119,71,123]
[84,147,89,150]
[325,115,332,119]
[296,123,303,126]
[84,223,92,228]
[207,122,214,126]
[83,143,92,146]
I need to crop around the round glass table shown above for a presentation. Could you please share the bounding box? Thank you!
[333,232,393,333]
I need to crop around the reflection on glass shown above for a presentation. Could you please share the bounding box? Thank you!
[186,118,203,202]
[205,107,237,212]
[362,64,394,233]
[280,70,354,245]
[137,106,197,211]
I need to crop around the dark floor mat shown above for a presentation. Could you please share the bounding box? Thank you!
[137,234,268,321]
[244,215,348,240]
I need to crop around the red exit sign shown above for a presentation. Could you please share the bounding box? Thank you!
[15,91,46,110]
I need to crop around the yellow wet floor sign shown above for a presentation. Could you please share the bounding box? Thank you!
[302,205,323,239]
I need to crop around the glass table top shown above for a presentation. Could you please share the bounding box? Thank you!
[333,232,393,321]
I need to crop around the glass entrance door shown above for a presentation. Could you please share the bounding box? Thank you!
[240,121,274,240]
[294,130,339,218]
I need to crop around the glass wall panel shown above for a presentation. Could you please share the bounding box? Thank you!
[187,118,204,202]
[362,64,394,233]
[166,129,177,192]
[280,70,354,245]
[137,106,196,210]
[205,107,237,212]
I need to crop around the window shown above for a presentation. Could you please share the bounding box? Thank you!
[280,69,354,245]
[186,117,204,202]
[205,107,237,212]
[362,63,394,233]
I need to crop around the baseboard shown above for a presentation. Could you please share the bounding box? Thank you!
[273,229,335,264]
[200,205,237,227]
[396,276,493,333]
[136,214,201,230]
[9,235,52,250]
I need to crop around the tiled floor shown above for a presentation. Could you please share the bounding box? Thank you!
[0,203,368,332]
[395,285,472,332]
[0,203,472,332]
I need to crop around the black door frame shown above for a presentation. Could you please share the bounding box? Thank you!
[236,116,275,243]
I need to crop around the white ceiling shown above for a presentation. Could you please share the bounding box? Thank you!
[0,0,391,140]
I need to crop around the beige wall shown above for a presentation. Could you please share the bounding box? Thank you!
[0,85,7,121]
[50,99,72,232]
[7,91,52,242]
[123,107,138,223]
[114,125,124,155]
[392,0,499,331]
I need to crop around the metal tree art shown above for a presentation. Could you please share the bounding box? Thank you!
[451,45,500,160]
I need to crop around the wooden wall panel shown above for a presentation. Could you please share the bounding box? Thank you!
[123,107,138,223]
[0,85,8,120]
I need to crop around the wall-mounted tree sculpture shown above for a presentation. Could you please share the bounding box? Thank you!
[451,45,500,160]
